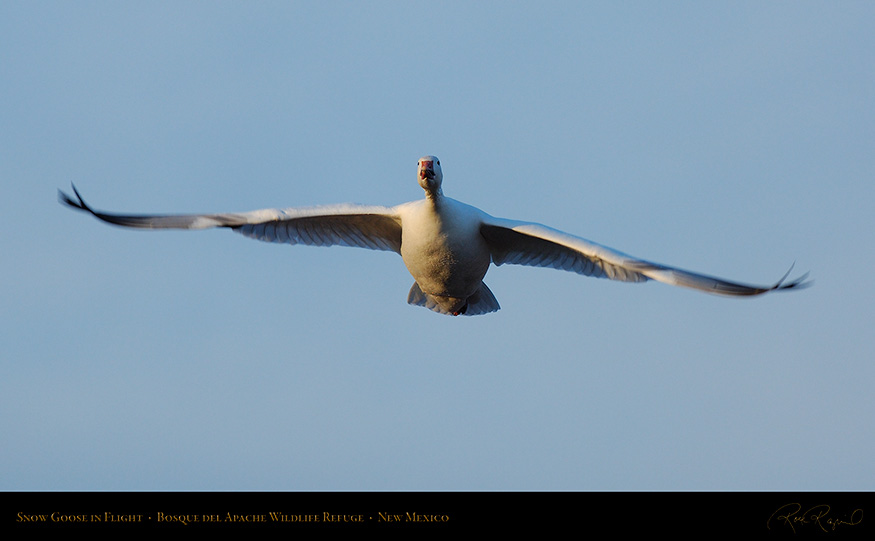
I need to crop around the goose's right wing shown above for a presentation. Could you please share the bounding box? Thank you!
[59,185,403,253]
[480,215,810,296]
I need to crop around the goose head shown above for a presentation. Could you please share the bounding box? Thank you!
[417,155,443,195]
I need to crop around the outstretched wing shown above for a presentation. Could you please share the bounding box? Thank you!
[479,216,809,296]
[59,185,403,253]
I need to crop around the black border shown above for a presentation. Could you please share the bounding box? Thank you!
[4,492,870,535]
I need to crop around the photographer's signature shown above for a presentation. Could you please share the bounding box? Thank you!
[767,503,863,533]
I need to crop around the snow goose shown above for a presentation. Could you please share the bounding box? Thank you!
[59,155,809,316]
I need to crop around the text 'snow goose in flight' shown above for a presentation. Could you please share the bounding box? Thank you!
[59,155,809,316]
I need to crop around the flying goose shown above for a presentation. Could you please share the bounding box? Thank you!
[59,155,809,316]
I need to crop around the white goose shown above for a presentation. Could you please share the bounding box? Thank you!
[59,155,809,316]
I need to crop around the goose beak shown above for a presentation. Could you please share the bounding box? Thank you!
[419,161,435,180]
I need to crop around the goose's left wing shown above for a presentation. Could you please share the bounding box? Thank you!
[59,185,403,253]
[479,216,809,296]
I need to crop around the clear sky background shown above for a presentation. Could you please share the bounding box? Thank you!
[2,2,872,490]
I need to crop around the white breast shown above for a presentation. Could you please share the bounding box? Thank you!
[397,198,491,298]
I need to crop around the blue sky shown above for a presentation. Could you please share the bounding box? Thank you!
[2,2,873,490]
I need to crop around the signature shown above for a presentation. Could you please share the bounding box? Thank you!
[767,503,863,533]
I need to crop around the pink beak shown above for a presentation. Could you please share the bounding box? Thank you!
[420,161,434,179]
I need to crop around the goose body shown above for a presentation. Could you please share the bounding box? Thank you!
[59,155,809,316]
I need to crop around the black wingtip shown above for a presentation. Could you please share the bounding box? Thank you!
[778,271,812,291]
[58,185,77,208]
[772,263,812,292]
[58,183,85,210]
[58,183,100,217]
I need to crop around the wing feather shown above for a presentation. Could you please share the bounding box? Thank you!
[480,215,809,296]
[59,184,403,253]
